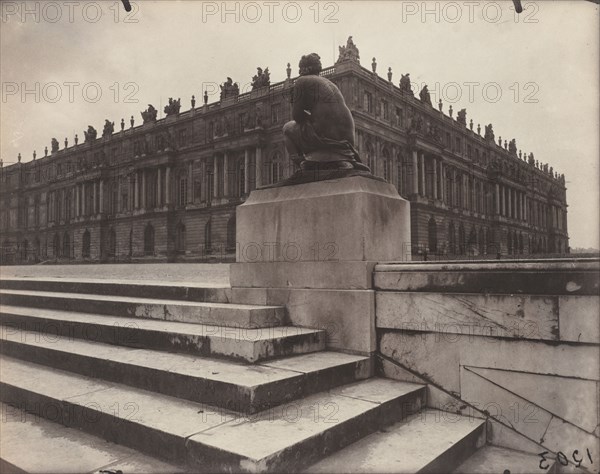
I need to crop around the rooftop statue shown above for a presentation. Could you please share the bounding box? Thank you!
[457,109,467,125]
[419,85,432,106]
[220,77,239,100]
[399,73,412,94]
[102,119,114,137]
[84,126,97,143]
[141,104,158,123]
[274,52,373,187]
[164,98,181,116]
[51,138,59,153]
[251,67,271,90]
[484,124,495,142]
[336,36,360,63]
[509,138,517,154]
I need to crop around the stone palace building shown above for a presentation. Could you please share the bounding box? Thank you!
[0,38,569,264]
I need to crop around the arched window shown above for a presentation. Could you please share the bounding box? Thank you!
[478,228,485,255]
[428,217,437,253]
[467,227,477,255]
[21,239,29,261]
[238,157,246,197]
[178,173,188,207]
[269,152,284,185]
[34,238,40,261]
[144,223,155,256]
[176,222,186,254]
[65,190,72,221]
[82,230,90,258]
[365,141,374,174]
[111,181,118,214]
[63,232,71,259]
[129,228,133,257]
[108,228,117,257]
[519,232,524,254]
[396,151,405,196]
[204,219,212,253]
[382,149,391,182]
[458,223,466,255]
[227,215,236,250]
[448,222,456,255]
[53,233,61,258]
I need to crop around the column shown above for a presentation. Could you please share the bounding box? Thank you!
[188,161,194,203]
[165,166,171,205]
[411,150,418,195]
[244,149,250,194]
[82,183,87,216]
[72,186,76,218]
[524,195,527,221]
[99,180,104,214]
[92,181,97,215]
[143,170,148,209]
[223,153,229,198]
[432,158,438,200]
[419,153,425,196]
[494,183,499,215]
[452,169,457,207]
[200,162,207,201]
[500,185,505,216]
[507,187,512,219]
[157,168,162,207]
[255,147,263,189]
[213,155,219,198]
[134,172,139,209]
[117,179,122,213]
[75,185,80,217]
[439,161,444,201]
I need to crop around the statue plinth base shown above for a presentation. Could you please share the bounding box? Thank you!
[231,176,411,355]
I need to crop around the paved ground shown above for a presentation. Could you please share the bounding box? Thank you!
[0,263,231,286]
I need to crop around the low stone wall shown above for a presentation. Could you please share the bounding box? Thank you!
[374,259,599,469]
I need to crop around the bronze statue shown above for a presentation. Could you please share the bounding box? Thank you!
[282,53,369,174]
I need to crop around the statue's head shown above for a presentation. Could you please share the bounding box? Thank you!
[299,53,322,76]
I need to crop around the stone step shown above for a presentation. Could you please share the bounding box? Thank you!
[374,259,600,296]
[0,289,284,328]
[0,305,326,363]
[0,328,369,414]
[0,357,425,472]
[0,277,231,303]
[306,409,486,473]
[0,401,190,474]
[453,445,558,474]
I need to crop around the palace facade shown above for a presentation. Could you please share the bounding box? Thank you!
[0,38,569,264]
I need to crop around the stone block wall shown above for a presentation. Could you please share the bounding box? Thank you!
[374,259,599,469]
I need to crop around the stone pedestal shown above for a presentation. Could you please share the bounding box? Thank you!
[231,176,411,355]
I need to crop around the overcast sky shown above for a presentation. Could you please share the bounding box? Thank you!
[1,0,598,248]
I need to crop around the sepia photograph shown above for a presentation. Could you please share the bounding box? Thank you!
[0,0,599,472]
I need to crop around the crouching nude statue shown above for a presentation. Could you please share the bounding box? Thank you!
[267,53,377,187]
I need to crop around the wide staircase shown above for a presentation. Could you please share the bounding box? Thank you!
[0,277,551,473]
